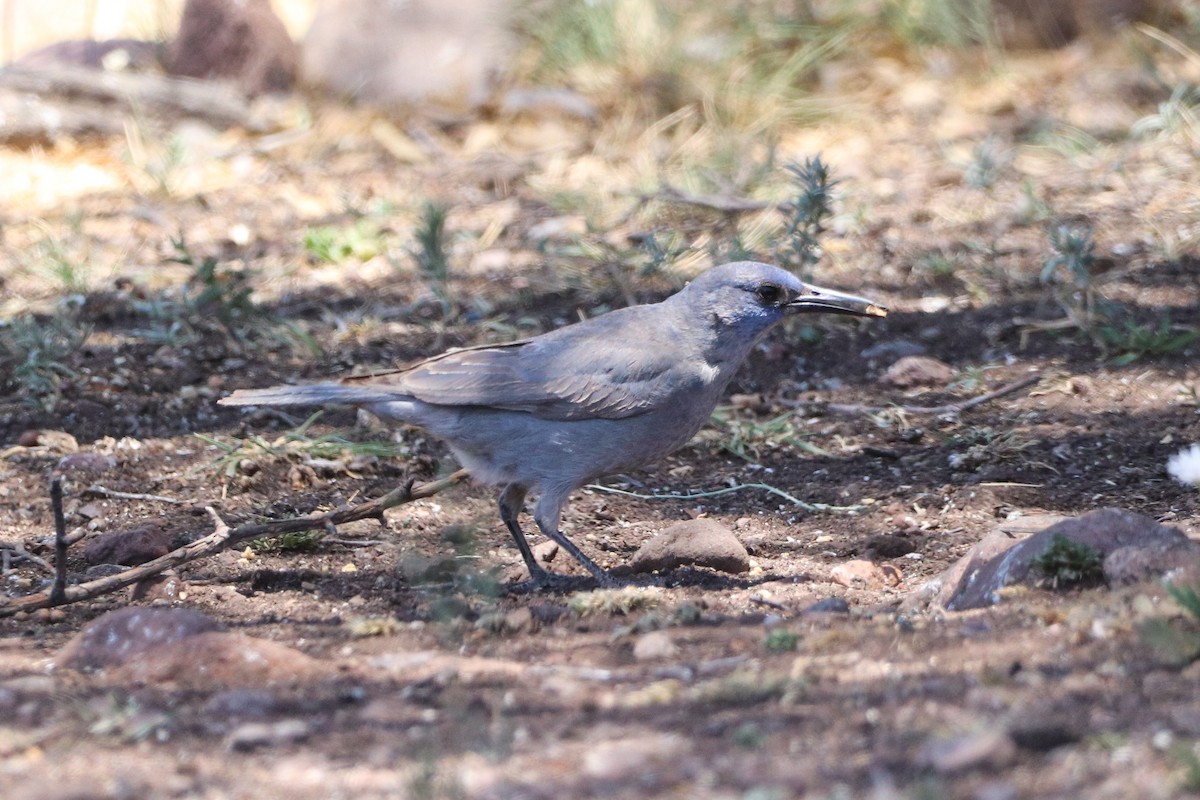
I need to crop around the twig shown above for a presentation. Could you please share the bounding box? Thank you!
[749,594,788,611]
[83,485,186,505]
[1,542,53,573]
[780,374,1041,416]
[0,470,467,618]
[586,482,866,513]
[49,477,68,604]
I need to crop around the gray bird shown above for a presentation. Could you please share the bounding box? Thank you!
[219,262,887,587]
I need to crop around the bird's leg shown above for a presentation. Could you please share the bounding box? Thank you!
[498,484,549,582]
[533,494,619,587]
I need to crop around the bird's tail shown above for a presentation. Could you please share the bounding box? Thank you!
[218,383,405,408]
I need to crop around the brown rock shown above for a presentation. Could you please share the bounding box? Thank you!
[83,522,172,566]
[630,519,750,575]
[880,355,957,389]
[56,606,220,670]
[113,632,325,689]
[130,570,184,602]
[830,559,903,589]
[165,0,298,96]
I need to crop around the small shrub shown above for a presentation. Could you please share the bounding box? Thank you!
[1030,533,1104,590]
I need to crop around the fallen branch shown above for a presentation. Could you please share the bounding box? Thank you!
[781,374,1041,416]
[83,485,186,505]
[0,542,53,574]
[0,66,273,131]
[0,470,467,618]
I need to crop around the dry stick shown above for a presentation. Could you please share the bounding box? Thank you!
[0,470,467,618]
[780,374,1041,416]
[83,485,186,505]
[49,476,68,605]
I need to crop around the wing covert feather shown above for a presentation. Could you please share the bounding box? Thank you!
[340,306,689,420]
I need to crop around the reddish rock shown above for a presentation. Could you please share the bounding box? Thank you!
[630,519,750,575]
[165,0,298,96]
[831,559,903,589]
[83,522,172,566]
[56,607,220,670]
[880,356,957,389]
[113,632,326,689]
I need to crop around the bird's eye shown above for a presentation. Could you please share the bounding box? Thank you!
[755,284,783,304]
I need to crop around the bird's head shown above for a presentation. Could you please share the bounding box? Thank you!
[677,261,888,341]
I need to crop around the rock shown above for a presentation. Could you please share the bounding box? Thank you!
[83,522,172,566]
[632,630,678,661]
[302,0,513,111]
[830,559,902,589]
[920,729,1018,774]
[900,515,1069,612]
[532,540,559,566]
[165,0,298,96]
[56,606,220,670]
[130,570,184,602]
[906,509,1200,612]
[804,597,851,614]
[629,519,750,575]
[56,452,117,474]
[880,355,957,389]
[226,719,310,751]
[113,632,325,689]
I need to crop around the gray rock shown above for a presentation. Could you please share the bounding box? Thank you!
[804,597,850,614]
[56,606,220,670]
[630,519,750,575]
[905,509,1200,612]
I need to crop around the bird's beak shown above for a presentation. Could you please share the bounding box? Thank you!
[786,284,889,318]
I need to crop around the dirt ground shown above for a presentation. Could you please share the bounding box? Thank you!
[2,27,1200,800]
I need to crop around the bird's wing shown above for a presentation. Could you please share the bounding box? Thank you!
[341,307,688,421]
